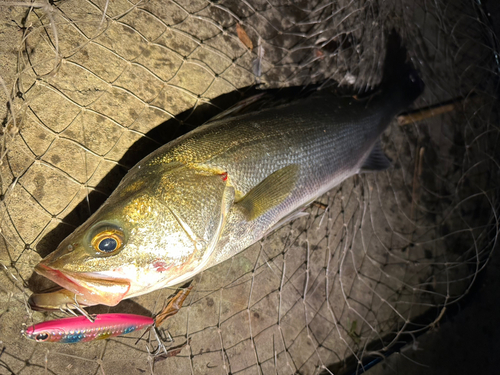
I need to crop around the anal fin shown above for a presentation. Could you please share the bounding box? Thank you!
[360,140,392,173]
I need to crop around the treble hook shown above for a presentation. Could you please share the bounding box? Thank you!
[67,295,95,322]
[146,327,169,357]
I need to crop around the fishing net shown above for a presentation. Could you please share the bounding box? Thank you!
[0,0,498,374]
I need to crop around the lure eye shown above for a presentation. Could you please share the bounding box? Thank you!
[35,332,49,342]
[91,228,124,254]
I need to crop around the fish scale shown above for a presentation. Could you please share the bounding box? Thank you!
[31,32,424,308]
[199,95,395,267]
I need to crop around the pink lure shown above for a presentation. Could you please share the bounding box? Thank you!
[23,313,154,343]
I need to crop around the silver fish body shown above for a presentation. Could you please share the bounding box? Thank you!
[166,91,403,268]
[33,33,424,307]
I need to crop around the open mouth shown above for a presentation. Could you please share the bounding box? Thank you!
[34,263,130,306]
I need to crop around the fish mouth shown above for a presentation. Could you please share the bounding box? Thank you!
[34,263,130,307]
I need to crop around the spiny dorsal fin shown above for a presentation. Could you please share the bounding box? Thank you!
[205,93,266,123]
[238,164,300,221]
[360,141,392,173]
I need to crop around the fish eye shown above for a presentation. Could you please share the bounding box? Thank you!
[98,237,117,252]
[35,332,49,342]
[90,225,125,255]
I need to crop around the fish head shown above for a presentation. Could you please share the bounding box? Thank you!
[35,163,232,307]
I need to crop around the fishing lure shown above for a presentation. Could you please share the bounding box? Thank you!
[22,313,154,343]
[23,286,193,344]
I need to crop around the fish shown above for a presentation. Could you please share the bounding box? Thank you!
[22,314,154,343]
[32,31,424,308]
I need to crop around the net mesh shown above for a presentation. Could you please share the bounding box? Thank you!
[0,0,498,374]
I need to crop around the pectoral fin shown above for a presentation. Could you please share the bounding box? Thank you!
[238,164,299,221]
[360,141,392,173]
